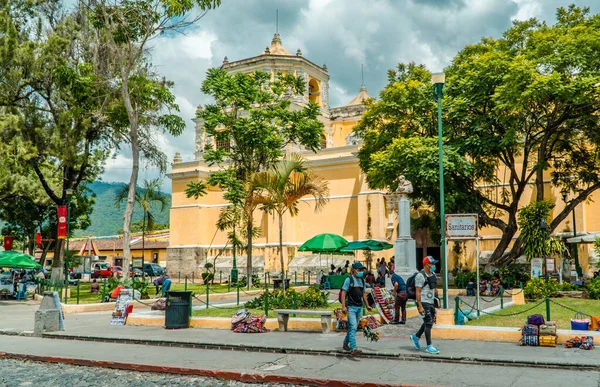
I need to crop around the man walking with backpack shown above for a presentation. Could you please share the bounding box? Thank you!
[341,262,372,356]
[410,256,440,354]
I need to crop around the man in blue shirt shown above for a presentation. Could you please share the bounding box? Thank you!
[340,262,372,356]
[388,270,407,324]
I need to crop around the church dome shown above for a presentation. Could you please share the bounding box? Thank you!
[260,33,291,56]
[347,84,370,106]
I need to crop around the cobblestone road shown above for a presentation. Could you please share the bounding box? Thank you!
[0,359,297,387]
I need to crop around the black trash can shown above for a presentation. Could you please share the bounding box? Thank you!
[165,291,192,329]
[273,278,291,290]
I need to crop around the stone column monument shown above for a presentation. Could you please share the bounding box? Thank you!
[388,176,417,278]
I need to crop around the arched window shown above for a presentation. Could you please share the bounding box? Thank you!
[320,134,327,149]
[309,78,321,106]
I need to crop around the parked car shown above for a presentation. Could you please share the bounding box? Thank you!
[91,263,121,278]
[130,268,144,277]
[143,263,164,277]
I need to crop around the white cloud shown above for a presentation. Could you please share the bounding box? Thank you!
[101,0,600,190]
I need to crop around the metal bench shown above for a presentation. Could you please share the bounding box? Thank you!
[273,309,333,333]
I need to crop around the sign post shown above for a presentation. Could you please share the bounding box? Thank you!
[445,214,479,313]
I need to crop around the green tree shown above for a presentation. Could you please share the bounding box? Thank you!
[115,178,168,263]
[0,4,112,280]
[252,154,329,288]
[191,68,324,287]
[356,6,600,266]
[87,0,221,278]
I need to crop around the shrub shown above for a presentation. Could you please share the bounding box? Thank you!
[497,263,530,288]
[587,278,600,300]
[244,286,329,309]
[524,278,558,300]
[558,282,578,291]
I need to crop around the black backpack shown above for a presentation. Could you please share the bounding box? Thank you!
[406,271,421,300]
[406,270,435,300]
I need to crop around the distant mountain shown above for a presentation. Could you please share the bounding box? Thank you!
[74,181,171,237]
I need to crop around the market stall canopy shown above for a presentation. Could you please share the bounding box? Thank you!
[298,233,349,253]
[0,250,42,269]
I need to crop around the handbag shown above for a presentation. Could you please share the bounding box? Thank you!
[570,312,590,331]
[527,314,545,326]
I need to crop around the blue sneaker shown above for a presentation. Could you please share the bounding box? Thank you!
[425,345,439,354]
[410,334,421,350]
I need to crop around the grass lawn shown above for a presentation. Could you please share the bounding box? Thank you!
[169,283,264,294]
[467,298,599,330]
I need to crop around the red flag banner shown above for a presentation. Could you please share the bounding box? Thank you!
[3,236,12,251]
[36,232,43,249]
[57,205,67,239]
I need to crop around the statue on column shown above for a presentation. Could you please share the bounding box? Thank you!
[391,175,417,276]
[396,175,413,196]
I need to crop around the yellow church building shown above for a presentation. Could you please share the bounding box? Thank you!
[166,33,599,279]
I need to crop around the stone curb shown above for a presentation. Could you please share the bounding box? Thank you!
[36,332,600,371]
[0,351,428,387]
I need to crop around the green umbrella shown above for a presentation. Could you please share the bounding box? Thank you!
[339,239,393,252]
[298,233,349,253]
[298,233,350,269]
[0,250,42,269]
[363,239,393,250]
[339,240,383,252]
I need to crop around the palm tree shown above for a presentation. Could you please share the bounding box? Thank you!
[116,178,168,276]
[253,154,329,290]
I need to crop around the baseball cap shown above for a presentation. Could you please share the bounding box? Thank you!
[351,262,366,270]
[423,256,439,266]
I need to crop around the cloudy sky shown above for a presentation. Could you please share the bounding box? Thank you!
[100,0,599,192]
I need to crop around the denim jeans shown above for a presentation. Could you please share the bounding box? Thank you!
[343,305,363,350]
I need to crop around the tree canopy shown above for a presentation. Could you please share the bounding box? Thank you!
[86,0,220,278]
[356,5,600,265]
[190,68,325,283]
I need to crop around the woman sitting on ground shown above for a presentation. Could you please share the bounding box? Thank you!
[91,279,99,293]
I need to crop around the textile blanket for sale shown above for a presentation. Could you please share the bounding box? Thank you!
[372,286,395,323]
[231,309,269,333]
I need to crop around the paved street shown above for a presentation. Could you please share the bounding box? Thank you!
[0,335,598,387]
[0,358,294,387]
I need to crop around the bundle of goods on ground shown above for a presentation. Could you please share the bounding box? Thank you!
[231,309,269,333]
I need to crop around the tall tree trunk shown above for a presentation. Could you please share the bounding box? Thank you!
[246,217,253,290]
[122,133,139,281]
[536,147,545,202]
[28,232,34,256]
[51,238,65,282]
[489,221,518,266]
[121,71,139,281]
[279,212,285,293]
[142,210,146,268]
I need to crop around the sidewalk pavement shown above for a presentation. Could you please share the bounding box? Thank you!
[3,334,599,387]
[1,299,597,371]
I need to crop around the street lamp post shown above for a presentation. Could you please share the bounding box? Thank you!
[540,218,548,283]
[432,72,448,308]
[65,188,73,302]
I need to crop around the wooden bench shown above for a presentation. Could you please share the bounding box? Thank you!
[273,309,333,333]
